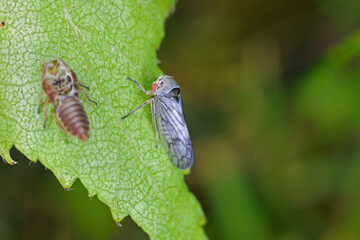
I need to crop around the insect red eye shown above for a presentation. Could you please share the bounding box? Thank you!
[152,83,158,92]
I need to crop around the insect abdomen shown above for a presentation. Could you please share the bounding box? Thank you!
[58,96,90,141]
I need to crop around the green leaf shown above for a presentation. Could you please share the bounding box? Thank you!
[0,1,206,239]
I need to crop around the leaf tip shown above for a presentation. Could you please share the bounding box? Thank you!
[0,145,17,165]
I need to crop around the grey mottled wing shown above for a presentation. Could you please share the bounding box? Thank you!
[155,93,194,169]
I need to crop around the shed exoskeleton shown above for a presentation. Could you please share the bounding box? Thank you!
[38,59,97,142]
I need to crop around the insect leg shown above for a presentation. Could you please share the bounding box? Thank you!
[38,91,46,113]
[79,88,97,106]
[127,77,153,95]
[121,98,152,120]
[52,108,68,143]
[42,99,51,128]
[77,80,90,90]
[150,99,159,148]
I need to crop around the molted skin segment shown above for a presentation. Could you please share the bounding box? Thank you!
[38,59,96,142]
[58,96,90,141]
[41,59,79,105]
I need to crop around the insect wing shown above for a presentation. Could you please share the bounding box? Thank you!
[155,93,194,169]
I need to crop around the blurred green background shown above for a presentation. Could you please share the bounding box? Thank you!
[2,0,360,239]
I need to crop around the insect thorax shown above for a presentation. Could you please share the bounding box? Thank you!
[153,75,180,96]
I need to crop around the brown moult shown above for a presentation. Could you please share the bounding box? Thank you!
[38,59,97,142]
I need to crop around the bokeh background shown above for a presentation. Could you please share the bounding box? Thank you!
[2,0,360,239]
